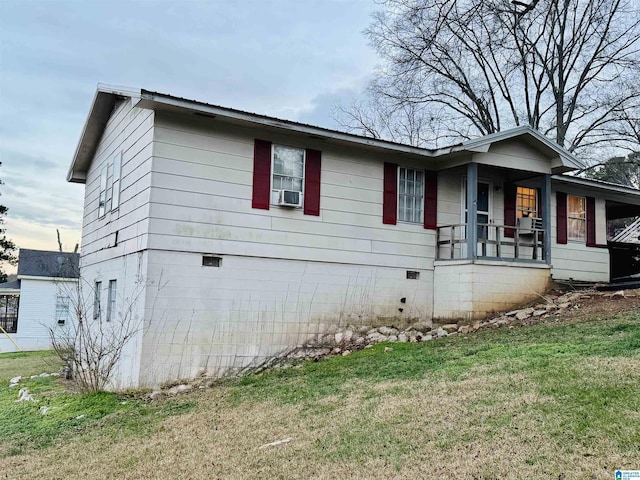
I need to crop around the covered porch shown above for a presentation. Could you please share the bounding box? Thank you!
[432,161,554,320]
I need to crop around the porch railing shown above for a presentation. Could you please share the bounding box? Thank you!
[436,223,546,261]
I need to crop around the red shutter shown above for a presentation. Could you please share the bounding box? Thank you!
[504,183,517,238]
[304,149,321,216]
[556,191,567,244]
[383,163,397,225]
[586,196,596,247]
[424,170,438,230]
[252,139,272,210]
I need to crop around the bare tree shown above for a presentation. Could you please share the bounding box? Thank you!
[340,0,640,154]
[49,277,143,392]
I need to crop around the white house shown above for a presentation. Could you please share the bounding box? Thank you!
[0,249,79,353]
[66,85,640,389]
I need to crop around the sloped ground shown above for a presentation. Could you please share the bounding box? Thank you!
[1,291,639,479]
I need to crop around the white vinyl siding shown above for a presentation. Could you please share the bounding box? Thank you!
[80,97,154,267]
[148,112,437,270]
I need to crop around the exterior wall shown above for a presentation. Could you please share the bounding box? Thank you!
[0,278,77,353]
[472,140,552,174]
[79,252,147,390]
[81,97,154,269]
[148,112,435,270]
[433,260,551,320]
[138,249,433,388]
[550,185,609,282]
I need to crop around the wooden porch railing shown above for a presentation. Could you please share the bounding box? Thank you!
[436,223,546,261]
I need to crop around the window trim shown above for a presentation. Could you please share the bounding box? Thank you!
[567,194,586,242]
[397,166,425,224]
[270,144,305,206]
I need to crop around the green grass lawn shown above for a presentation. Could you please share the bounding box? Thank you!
[1,310,639,479]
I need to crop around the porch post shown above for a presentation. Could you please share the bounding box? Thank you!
[466,163,478,260]
[542,173,552,264]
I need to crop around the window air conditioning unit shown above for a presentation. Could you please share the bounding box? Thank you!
[277,189,302,207]
[518,216,542,235]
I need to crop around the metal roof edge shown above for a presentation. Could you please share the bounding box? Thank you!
[67,85,142,183]
[552,174,640,195]
[138,89,442,158]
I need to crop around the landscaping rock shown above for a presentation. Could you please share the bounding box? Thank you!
[533,309,547,317]
[147,390,164,401]
[354,336,365,346]
[442,324,458,333]
[387,335,398,342]
[515,310,531,320]
[397,333,408,343]
[334,332,344,344]
[168,384,192,395]
[342,350,351,356]
[16,388,35,402]
[458,325,469,334]
[378,326,399,336]
[436,327,448,338]
[409,322,432,333]
[384,347,393,353]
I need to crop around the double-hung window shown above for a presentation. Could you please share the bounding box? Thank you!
[516,187,537,218]
[398,167,424,224]
[272,145,304,202]
[567,195,586,241]
[55,295,70,325]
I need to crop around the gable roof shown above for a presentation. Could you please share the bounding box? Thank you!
[17,249,79,279]
[68,85,585,183]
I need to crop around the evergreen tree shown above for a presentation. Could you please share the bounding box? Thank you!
[0,163,17,283]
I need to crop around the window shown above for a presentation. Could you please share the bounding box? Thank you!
[107,280,117,322]
[516,187,537,218]
[398,167,424,223]
[272,145,304,202]
[55,296,70,325]
[202,255,222,267]
[0,295,19,333]
[94,281,101,319]
[568,195,586,240]
[98,152,122,218]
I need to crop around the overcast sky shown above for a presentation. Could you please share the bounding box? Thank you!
[0,0,378,268]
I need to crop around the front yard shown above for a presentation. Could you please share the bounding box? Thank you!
[1,296,639,479]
